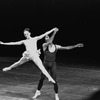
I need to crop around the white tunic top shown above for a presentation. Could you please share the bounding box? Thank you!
[22,37,39,59]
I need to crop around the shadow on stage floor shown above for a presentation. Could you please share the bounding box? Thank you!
[0,57,100,100]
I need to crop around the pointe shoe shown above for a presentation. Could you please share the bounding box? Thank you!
[48,77,55,83]
[32,90,41,99]
[55,94,60,100]
[2,67,11,72]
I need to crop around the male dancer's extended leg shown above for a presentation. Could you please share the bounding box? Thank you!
[31,56,55,83]
[37,66,50,90]
[32,73,46,99]
[37,72,46,90]
[32,63,49,99]
[3,57,28,71]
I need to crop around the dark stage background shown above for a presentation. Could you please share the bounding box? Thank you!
[0,0,100,67]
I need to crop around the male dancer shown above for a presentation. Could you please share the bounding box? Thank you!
[33,28,83,100]
[0,27,59,83]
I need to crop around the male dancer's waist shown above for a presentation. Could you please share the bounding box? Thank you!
[44,56,56,62]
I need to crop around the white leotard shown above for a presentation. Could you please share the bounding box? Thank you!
[22,37,39,59]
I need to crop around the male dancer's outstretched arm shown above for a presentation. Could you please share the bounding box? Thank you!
[56,43,84,50]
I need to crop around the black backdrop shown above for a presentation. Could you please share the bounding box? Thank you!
[0,0,100,65]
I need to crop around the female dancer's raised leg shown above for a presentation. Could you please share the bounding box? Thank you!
[31,56,55,83]
[3,57,28,71]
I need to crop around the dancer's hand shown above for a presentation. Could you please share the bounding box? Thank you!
[2,67,11,72]
[0,41,3,44]
[54,27,59,32]
[75,43,84,48]
[53,27,58,31]
[37,49,41,55]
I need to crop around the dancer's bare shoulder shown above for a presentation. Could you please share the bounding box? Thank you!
[42,43,48,51]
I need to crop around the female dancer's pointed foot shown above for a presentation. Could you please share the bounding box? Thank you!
[48,77,55,83]
[2,67,11,72]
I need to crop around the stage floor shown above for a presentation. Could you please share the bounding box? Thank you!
[0,58,100,100]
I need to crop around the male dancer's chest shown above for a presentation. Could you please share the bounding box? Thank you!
[48,44,56,53]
